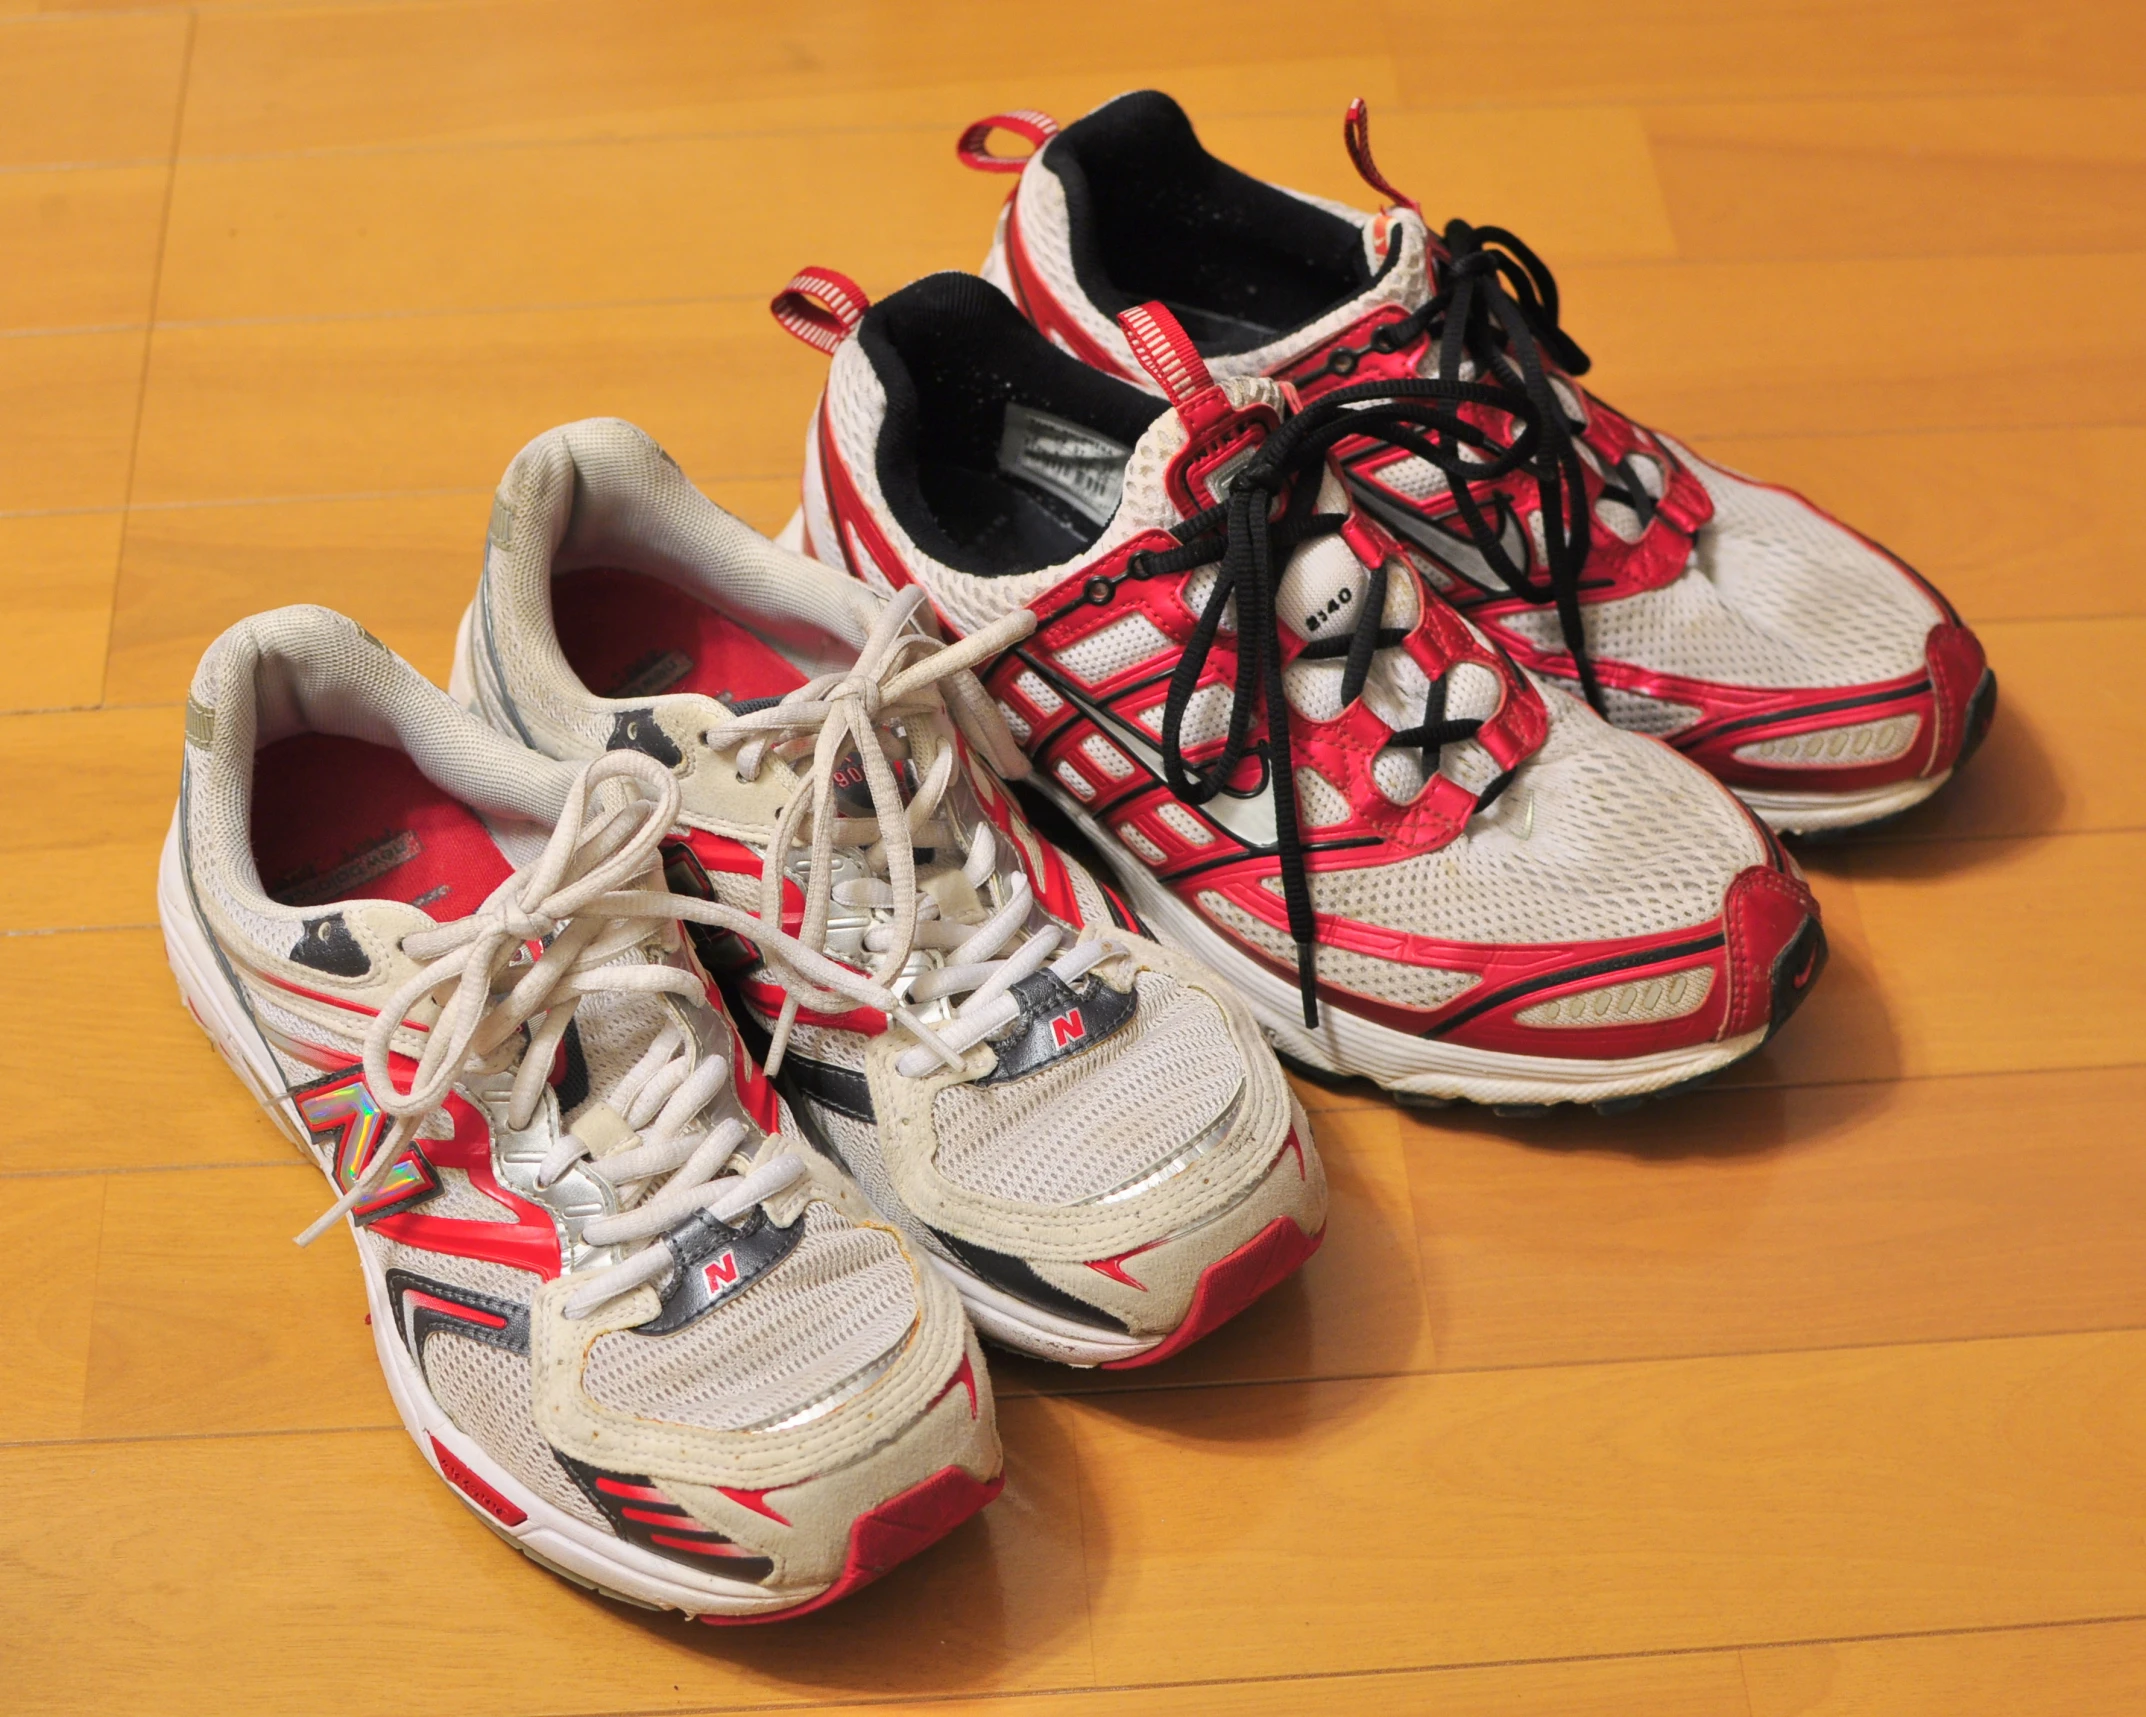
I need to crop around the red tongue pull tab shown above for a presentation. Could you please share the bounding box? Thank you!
[770,267,871,354]
[1116,301,1234,433]
[1343,97,1420,215]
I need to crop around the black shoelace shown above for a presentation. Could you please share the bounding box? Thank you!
[1306,218,1608,718]
[1127,375,1550,1027]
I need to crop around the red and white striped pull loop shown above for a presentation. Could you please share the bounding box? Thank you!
[769,267,871,355]
[955,109,1060,173]
[1343,97,1420,215]
[1116,302,1215,407]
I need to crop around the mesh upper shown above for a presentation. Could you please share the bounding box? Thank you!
[1264,677,1763,947]
[581,1203,918,1433]
[931,973,1245,1206]
[425,1334,608,1528]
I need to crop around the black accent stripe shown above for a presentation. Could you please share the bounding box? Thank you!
[1426,933,1727,1038]
[1158,835,1384,886]
[1694,680,1931,746]
[781,1055,875,1122]
[926,1227,1129,1333]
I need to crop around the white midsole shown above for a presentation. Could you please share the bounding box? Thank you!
[1038,788,1764,1105]
[156,815,817,1618]
[1734,769,1950,835]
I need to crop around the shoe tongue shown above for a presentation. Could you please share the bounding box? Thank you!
[1111,302,1391,648]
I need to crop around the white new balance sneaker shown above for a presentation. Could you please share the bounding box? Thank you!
[952,91,1995,835]
[774,269,1826,1110]
[162,605,1001,1620]
[452,419,1326,1367]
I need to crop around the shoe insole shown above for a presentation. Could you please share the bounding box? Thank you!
[553,567,810,706]
[253,733,513,922]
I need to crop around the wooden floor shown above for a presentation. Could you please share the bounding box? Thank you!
[5,2,2145,1711]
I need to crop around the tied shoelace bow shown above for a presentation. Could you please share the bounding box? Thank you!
[1313,218,1607,716]
[715,585,1131,1079]
[1134,375,1553,1029]
[302,596,1133,1314]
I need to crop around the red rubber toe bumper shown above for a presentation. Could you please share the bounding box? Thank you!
[1101,1215,1326,1371]
[699,1465,1004,1626]
[1924,621,1997,776]
[1722,863,1826,1040]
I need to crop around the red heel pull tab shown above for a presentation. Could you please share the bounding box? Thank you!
[1115,302,1216,407]
[770,267,870,354]
[1343,97,1420,214]
[956,109,1059,172]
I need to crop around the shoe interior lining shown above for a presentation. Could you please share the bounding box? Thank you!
[252,733,514,922]
[1044,91,1377,353]
[858,271,1165,579]
[552,566,811,705]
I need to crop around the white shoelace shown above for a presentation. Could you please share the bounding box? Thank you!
[710,586,1130,1079]
[297,592,1124,1314]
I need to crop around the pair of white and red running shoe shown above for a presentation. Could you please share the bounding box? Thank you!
[161,93,1991,1624]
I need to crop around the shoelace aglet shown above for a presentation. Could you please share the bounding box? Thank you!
[1295,940,1321,1030]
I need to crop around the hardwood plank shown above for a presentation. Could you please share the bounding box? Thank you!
[151,105,1666,326]
[1391,0,2146,106]
[80,1166,383,1439]
[0,11,189,169]
[179,0,1388,156]
[1648,93,2146,263]
[0,703,177,931]
[0,164,168,333]
[1743,1617,2146,1717]
[119,246,2146,521]
[0,928,292,1177]
[127,303,819,509]
[1692,427,2146,627]
[1068,1331,2146,1682]
[106,491,487,705]
[0,1397,1095,1717]
[782,1652,1751,1717]
[0,1175,104,1442]
[0,328,147,513]
[103,478,805,710]
[1560,252,2146,441]
[1744,832,2146,1087]
[0,510,122,712]
[1400,1065,2146,1372]
[1857,616,2146,844]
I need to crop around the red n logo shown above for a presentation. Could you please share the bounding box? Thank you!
[1050,1008,1086,1048]
[704,1251,741,1294]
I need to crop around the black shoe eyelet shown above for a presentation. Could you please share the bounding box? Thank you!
[1327,346,1358,376]
[1084,576,1114,605]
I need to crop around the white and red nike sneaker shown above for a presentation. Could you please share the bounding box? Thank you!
[947,92,1996,835]
[775,267,1824,1108]
[452,418,1325,1366]
[161,605,1001,1620]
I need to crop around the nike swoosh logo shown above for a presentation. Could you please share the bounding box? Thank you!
[1351,484,1530,596]
[1014,650,1279,849]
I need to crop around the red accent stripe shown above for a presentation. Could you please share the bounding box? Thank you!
[1003,204,1130,376]
[650,1533,760,1558]
[717,1486,793,1526]
[400,1289,508,1331]
[594,1477,672,1502]
[1084,1240,1161,1290]
[955,109,1058,172]
[430,1436,527,1527]
[929,1352,982,1419]
[771,267,871,354]
[620,1504,696,1527]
